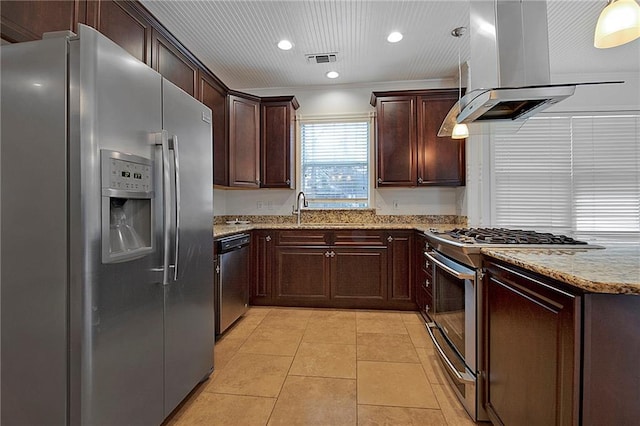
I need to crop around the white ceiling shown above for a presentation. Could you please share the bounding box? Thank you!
[140,0,640,91]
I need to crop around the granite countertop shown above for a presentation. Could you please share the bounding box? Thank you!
[482,246,640,295]
[213,223,458,238]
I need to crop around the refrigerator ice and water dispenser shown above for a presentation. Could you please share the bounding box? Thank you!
[101,149,154,263]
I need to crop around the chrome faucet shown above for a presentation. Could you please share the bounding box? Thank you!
[292,191,308,225]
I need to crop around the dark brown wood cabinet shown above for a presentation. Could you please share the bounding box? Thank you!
[152,29,198,97]
[331,248,387,303]
[0,0,83,43]
[251,231,274,304]
[483,258,640,425]
[483,259,579,426]
[414,232,433,319]
[274,247,331,302]
[387,231,414,302]
[251,229,415,310]
[199,71,229,186]
[228,93,261,188]
[260,96,299,189]
[371,89,465,187]
[417,93,466,186]
[87,0,152,64]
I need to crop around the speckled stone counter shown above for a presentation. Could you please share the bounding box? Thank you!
[214,222,459,238]
[482,246,640,295]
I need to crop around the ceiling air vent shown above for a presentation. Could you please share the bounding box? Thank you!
[305,53,338,64]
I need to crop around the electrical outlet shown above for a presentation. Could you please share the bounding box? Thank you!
[257,201,264,210]
[392,200,399,209]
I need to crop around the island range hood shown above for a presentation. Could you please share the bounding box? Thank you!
[438,0,619,137]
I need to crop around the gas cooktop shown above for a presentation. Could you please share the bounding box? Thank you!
[425,228,600,268]
[446,228,589,245]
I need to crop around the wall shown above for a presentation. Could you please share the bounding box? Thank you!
[216,78,467,217]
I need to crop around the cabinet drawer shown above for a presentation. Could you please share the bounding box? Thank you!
[333,230,386,246]
[277,230,329,246]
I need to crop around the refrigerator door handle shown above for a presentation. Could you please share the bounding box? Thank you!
[156,130,172,285]
[171,134,181,281]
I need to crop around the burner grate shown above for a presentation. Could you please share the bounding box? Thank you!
[448,228,588,245]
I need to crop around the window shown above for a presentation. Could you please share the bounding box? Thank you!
[492,114,640,243]
[300,119,370,208]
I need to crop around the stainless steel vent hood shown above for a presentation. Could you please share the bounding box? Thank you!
[438,0,620,137]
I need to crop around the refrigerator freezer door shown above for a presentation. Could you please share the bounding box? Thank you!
[71,25,165,425]
[1,36,70,426]
[161,79,214,416]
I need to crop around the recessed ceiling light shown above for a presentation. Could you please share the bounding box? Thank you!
[387,32,403,43]
[326,71,339,79]
[277,39,293,50]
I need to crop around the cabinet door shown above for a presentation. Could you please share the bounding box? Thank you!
[1,0,83,43]
[417,91,465,186]
[228,95,260,188]
[331,248,387,304]
[251,231,274,305]
[261,99,296,188]
[274,247,330,304]
[483,261,578,426]
[152,29,198,97]
[387,231,414,305]
[375,96,417,187]
[199,72,228,186]
[88,0,152,65]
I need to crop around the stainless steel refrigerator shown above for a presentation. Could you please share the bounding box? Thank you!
[1,24,214,425]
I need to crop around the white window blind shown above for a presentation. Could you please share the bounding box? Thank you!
[572,115,640,237]
[493,117,573,232]
[300,121,369,208]
[492,114,640,242]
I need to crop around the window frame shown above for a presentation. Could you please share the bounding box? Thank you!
[296,113,375,209]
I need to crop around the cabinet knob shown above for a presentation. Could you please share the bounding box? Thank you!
[331,251,336,257]
[425,279,430,288]
[425,261,430,270]
[418,177,423,184]
[256,179,261,185]
[325,251,330,257]
[387,236,393,242]
[265,235,272,242]
[215,265,220,274]
[285,179,291,185]
[377,177,382,184]
[425,304,430,313]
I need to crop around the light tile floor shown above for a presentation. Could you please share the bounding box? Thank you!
[164,307,477,426]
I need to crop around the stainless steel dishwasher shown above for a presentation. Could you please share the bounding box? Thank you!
[215,233,250,335]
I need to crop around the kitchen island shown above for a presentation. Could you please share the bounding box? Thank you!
[481,245,640,426]
[481,246,640,294]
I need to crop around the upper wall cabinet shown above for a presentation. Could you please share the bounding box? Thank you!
[261,96,299,189]
[371,89,466,187]
[0,0,83,43]
[87,0,152,64]
[228,93,261,188]
[200,72,229,187]
[151,29,198,98]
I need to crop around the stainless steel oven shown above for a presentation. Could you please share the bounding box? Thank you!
[423,248,485,421]
[421,227,601,423]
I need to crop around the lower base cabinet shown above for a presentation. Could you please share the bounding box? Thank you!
[483,258,640,426]
[251,229,415,310]
[483,260,578,426]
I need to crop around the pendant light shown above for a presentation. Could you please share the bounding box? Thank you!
[594,0,640,48]
[451,27,468,139]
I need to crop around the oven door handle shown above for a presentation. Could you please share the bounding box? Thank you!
[425,322,475,384]
[424,251,475,280]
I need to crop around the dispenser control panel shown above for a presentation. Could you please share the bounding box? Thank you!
[101,150,153,193]
[106,158,151,191]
